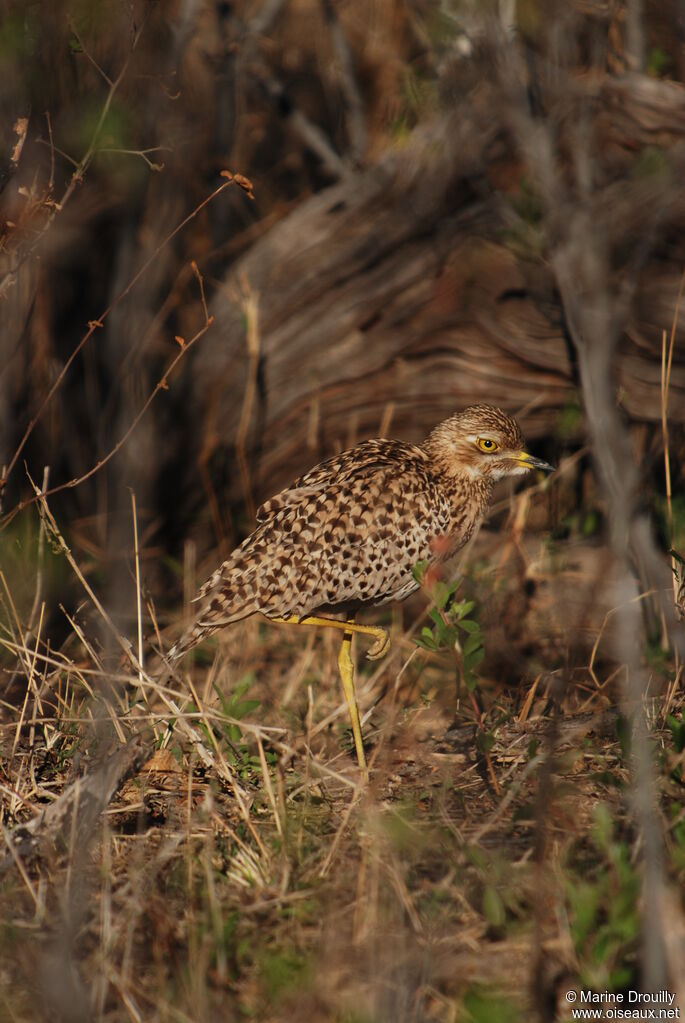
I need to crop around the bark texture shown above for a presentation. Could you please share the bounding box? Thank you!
[188,72,685,519]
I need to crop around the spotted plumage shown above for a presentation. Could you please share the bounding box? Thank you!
[169,405,552,661]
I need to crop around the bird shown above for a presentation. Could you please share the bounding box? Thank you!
[168,404,554,776]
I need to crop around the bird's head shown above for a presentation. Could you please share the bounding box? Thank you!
[423,404,555,481]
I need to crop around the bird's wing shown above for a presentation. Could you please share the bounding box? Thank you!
[190,441,438,621]
[255,439,426,523]
[282,453,450,614]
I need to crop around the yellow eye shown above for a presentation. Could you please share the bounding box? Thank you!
[476,437,499,453]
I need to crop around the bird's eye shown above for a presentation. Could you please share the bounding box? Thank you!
[476,437,499,453]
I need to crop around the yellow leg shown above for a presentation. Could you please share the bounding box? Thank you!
[272,615,390,660]
[337,630,368,779]
[269,614,388,777]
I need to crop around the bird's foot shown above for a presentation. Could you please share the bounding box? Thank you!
[366,629,390,661]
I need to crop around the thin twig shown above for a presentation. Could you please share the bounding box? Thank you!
[0,20,145,301]
[7,280,211,516]
[661,267,684,621]
[234,274,260,523]
[2,175,244,511]
[320,0,367,162]
[130,490,144,686]
[45,111,55,191]
[69,24,114,85]
[255,66,347,179]
[27,466,50,633]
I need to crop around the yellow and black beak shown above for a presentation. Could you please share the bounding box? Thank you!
[512,451,555,473]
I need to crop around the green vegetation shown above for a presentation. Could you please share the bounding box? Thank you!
[566,805,640,990]
[413,561,485,693]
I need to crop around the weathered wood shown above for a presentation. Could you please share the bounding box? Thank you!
[187,71,685,517]
[1,736,150,870]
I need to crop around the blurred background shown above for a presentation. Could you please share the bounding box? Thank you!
[1,1,684,1020]
[2,0,683,597]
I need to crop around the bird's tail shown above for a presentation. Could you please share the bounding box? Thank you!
[165,529,277,662]
[166,621,219,663]
[166,586,263,662]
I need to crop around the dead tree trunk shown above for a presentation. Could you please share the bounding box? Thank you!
[186,72,685,521]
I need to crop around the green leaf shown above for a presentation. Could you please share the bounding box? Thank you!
[462,633,483,657]
[608,966,634,990]
[667,712,685,753]
[592,803,613,851]
[435,621,454,646]
[412,560,429,583]
[458,618,481,634]
[646,47,669,77]
[234,699,260,719]
[567,881,601,945]
[482,885,505,927]
[477,730,495,753]
[416,628,437,651]
[462,987,522,1023]
[464,648,485,671]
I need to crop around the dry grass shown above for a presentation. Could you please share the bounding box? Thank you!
[1,475,683,1023]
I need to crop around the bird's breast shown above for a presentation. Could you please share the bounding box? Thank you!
[433,475,492,557]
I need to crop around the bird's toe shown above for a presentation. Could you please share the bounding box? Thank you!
[366,630,390,660]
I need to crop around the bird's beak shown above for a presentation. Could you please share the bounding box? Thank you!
[512,450,555,473]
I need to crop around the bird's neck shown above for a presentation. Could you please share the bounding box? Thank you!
[434,468,493,549]
[443,469,492,509]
